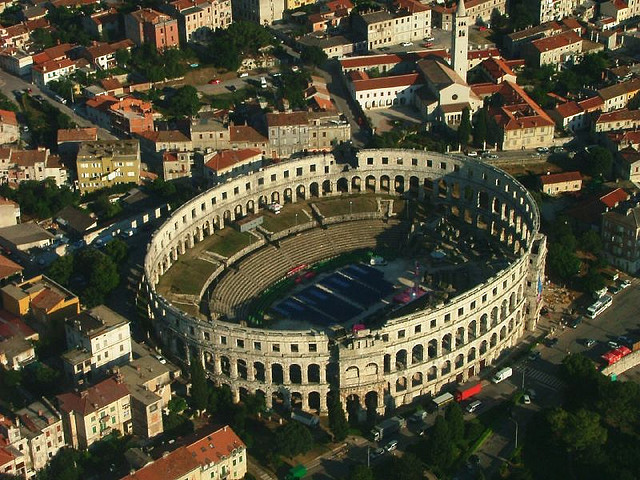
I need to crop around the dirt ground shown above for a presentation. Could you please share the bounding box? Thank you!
[499,161,564,177]
[184,66,239,85]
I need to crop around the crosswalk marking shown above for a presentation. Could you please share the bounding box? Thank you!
[514,364,565,391]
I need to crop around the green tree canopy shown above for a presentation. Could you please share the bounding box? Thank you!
[274,421,313,457]
[423,415,454,471]
[301,45,328,66]
[457,107,472,148]
[327,389,349,441]
[349,465,374,480]
[547,243,580,281]
[583,147,613,179]
[445,402,465,445]
[189,357,209,412]
[166,86,201,118]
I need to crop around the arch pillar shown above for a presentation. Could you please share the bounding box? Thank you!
[247,364,255,381]
[318,392,328,414]
[230,357,238,379]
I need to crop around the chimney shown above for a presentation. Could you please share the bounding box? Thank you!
[80,390,88,398]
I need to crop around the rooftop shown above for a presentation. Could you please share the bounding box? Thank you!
[67,304,129,338]
[204,149,262,173]
[540,171,582,185]
[0,223,54,246]
[57,376,129,416]
[78,139,140,159]
[598,78,640,101]
[57,128,98,144]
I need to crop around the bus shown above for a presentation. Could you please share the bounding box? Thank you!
[586,294,613,319]
[432,392,454,409]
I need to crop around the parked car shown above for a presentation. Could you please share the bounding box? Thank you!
[208,78,221,84]
[384,440,398,452]
[155,355,167,364]
[422,42,434,47]
[370,447,385,460]
[401,41,413,47]
[528,350,541,361]
[585,339,596,348]
[522,394,531,405]
[526,389,537,400]
[466,151,478,157]
[569,316,583,329]
[608,341,620,349]
[424,36,435,42]
[609,285,622,295]
[238,72,249,78]
[620,279,631,289]
[536,146,549,153]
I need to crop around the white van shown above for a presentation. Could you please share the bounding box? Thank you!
[492,367,513,384]
[466,400,482,413]
[260,77,268,88]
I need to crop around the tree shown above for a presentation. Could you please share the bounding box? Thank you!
[274,421,313,457]
[547,408,607,453]
[73,248,120,307]
[584,147,613,178]
[580,230,602,254]
[166,85,201,118]
[47,255,74,286]
[301,45,328,67]
[582,269,605,295]
[547,243,580,281]
[104,239,129,265]
[424,415,454,471]
[189,356,209,413]
[349,465,373,480]
[327,389,349,441]
[36,447,84,480]
[457,107,472,147]
[445,402,465,445]
[473,108,488,147]
[114,48,130,68]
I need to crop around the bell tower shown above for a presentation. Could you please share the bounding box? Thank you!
[451,0,469,81]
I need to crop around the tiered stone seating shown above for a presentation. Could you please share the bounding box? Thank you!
[212,220,410,318]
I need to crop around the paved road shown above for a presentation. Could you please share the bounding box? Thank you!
[0,70,116,140]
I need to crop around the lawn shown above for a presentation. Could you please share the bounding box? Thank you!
[158,257,218,296]
[261,204,310,233]
[206,228,253,257]
[207,88,255,109]
[314,195,379,217]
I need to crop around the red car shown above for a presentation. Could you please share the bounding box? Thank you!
[208,78,221,85]
[422,42,434,48]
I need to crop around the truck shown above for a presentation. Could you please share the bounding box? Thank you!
[285,464,307,480]
[492,367,513,384]
[454,381,482,402]
[432,392,455,409]
[370,416,406,441]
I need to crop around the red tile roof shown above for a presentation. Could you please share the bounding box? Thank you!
[531,30,582,53]
[0,254,22,281]
[30,288,64,311]
[540,171,582,185]
[57,377,129,416]
[0,310,35,340]
[120,446,200,480]
[31,58,75,74]
[577,96,604,111]
[595,108,640,124]
[229,126,268,144]
[600,188,629,208]
[490,81,555,131]
[341,54,402,69]
[481,56,516,82]
[186,425,246,465]
[554,101,582,118]
[351,72,421,92]
[266,111,309,127]
[205,148,262,172]
[0,110,17,126]
[57,128,98,143]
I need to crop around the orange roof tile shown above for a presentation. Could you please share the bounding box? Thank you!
[554,101,583,118]
[0,109,17,126]
[57,377,129,416]
[352,73,421,92]
[205,149,262,172]
[120,446,200,480]
[540,171,582,185]
[0,254,22,280]
[531,30,582,53]
[229,126,268,144]
[57,128,98,143]
[186,425,246,465]
[600,188,629,208]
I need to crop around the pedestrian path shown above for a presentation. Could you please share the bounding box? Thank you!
[514,363,565,391]
[248,456,276,480]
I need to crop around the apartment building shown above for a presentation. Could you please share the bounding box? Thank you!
[231,0,285,25]
[0,399,65,478]
[1,274,80,324]
[0,148,68,186]
[594,109,640,132]
[266,111,351,158]
[202,148,263,185]
[524,30,583,67]
[0,197,19,228]
[62,305,132,385]
[76,140,140,194]
[597,79,640,112]
[82,39,134,70]
[540,171,582,195]
[0,109,18,144]
[165,0,232,43]
[348,71,422,110]
[125,8,179,51]
[190,111,231,150]
[120,425,246,480]
[537,0,580,23]
[56,376,132,449]
[162,151,192,181]
[31,58,76,88]
[602,205,640,273]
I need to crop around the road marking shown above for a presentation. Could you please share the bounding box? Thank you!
[514,364,565,391]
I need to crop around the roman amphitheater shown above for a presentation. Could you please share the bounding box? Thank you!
[142,149,547,416]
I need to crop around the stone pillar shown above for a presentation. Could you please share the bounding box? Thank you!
[300,365,307,384]
[318,390,328,414]
[197,228,204,242]
[265,391,273,409]
[265,363,272,383]
[247,364,255,381]
[232,387,240,403]
[283,365,290,384]
[171,248,178,261]
[230,358,238,379]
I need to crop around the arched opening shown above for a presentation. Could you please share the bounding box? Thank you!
[412,344,424,364]
[271,364,284,384]
[365,391,379,422]
[291,392,303,410]
[296,184,305,201]
[237,359,247,380]
[309,391,321,412]
[455,327,465,348]
[412,372,423,387]
[480,314,488,334]
[246,199,255,215]
[254,362,265,382]
[394,175,404,193]
[441,360,451,376]
[309,182,319,198]
[364,362,378,377]
[396,376,407,392]
[290,364,302,384]
[283,188,293,204]
[467,347,476,362]
[258,195,268,208]
[491,307,499,328]
[271,390,286,411]
[234,204,243,220]
[442,333,452,353]
[380,175,390,193]
[383,354,391,374]
[220,356,231,377]
[351,176,362,192]
[409,176,419,197]
[437,179,448,199]
[308,364,320,383]
[337,177,349,193]
[480,340,488,355]
[271,191,280,204]
[396,349,407,370]
[428,339,438,359]
[455,354,464,369]
[500,326,507,341]
[365,175,376,192]
[490,333,497,348]
[468,320,477,341]
[322,180,331,195]
[346,394,361,425]
[427,366,437,381]
[345,365,360,380]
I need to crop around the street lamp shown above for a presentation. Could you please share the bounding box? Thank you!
[295,213,298,227]
[509,416,519,450]
[349,201,353,215]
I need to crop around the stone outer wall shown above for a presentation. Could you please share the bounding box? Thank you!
[143,149,547,415]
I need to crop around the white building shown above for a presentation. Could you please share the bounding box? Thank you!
[348,72,423,110]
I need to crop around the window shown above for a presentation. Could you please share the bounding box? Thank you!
[220,336,227,345]
[382,157,389,164]
[254,342,261,350]
[309,343,317,352]
[237,339,245,348]
[415,325,421,333]
[284,170,290,178]
[444,313,451,322]
[430,319,437,328]
[398,330,405,339]
[271,174,277,182]
[273,344,280,352]
[291,344,299,353]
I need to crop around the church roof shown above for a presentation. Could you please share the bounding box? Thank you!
[456,0,466,16]
[417,57,467,88]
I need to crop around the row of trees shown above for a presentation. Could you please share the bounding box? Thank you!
[0,179,79,220]
[520,354,640,479]
[202,22,274,71]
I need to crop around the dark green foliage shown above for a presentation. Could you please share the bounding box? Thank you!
[46,255,74,286]
[579,231,602,254]
[189,357,209,412]
[20,96,76,148]
[423,415,455,472]
[473,108,488,146]
[301,45,328,66]
[46,6,97,46]
[327,389,349,441]
[165,86,201,118]
[35,447,84,480]
[104,239,129,265]
[583,146,613,179]
[547,243,580,281]
[374,453,424,480]
[0,179,79,220]
[204,22,273,70]
[278,70,312,110]
[114,48,131,68]
[274,421,313,457]
[581,269,605,295]
[0,92,17,112]
[457,107,472,147]
[349,465,374,480]
[48,79,75,103]
[445,402,465,445]
[91,194,123,219]
[129,44,186,82]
